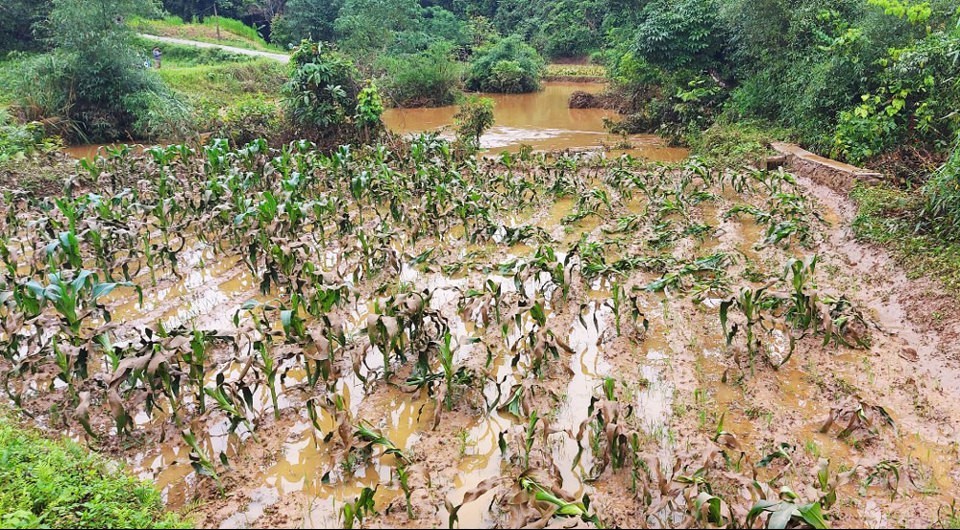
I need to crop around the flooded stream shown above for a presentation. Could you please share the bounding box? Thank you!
[383,82,688,160]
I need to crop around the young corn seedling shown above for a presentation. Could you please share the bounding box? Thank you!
[355,422,417,519]
[342,486,377,530]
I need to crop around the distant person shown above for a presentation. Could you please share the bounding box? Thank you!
[152,47,162,69]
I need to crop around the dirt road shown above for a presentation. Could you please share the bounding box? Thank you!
[138,33,290,63]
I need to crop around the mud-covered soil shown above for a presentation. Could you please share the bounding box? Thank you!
[3,145,960,529]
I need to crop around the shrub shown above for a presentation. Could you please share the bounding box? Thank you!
[466,36,545,93]
[214,95,282,146]
[453,95,495,151]
[608,71,726,145]
[354,81,384,142]
[281,40,361,139]
[377,41,462,107]
[0,109,61,163]
[921,136,960,240]
[833,27,960,164]
[0,414,186,528]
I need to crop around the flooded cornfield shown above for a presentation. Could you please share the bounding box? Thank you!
[3,137,960,529]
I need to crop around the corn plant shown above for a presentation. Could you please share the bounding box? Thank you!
[342,486,377,530]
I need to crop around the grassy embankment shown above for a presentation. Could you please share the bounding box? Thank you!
[128,15,287,109]
[130,15,283,53]
[851,183,960,294]
[135,36,285,109]
[0,413,187,528]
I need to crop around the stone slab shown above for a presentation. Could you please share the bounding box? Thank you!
[771,141,883,192]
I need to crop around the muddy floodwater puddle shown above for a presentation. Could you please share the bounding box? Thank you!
[383,82,689,161]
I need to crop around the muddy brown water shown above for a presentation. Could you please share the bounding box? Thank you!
[385,82,688,160]
[62,143,144,160]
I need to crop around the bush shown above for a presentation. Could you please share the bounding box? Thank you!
[465,36,545,93]
[214,95,282,146]
[0,109,60,163]
[922,136,960,240]
[8,1,192,142]
[0,414,186,528]
[833,27,960,164]
[689,122,790,167]
[608,71,726,145]
[377,41,462,107]
[281,40,384,144]
[354,81,384,142]
[282,41,361,138]
[453,95,495,151]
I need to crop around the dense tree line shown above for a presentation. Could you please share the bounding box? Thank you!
[1,0,957,167]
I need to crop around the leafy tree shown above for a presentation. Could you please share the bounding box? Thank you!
[0,0,51,51]
[633,0,727,72]
[333,0,422,56]
[454,95,494,151]
[161,0,249,21]
[269,0,342,48]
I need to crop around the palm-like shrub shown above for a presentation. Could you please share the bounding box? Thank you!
[282,41,360,134]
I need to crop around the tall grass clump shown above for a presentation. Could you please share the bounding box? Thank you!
[10,0,191,142]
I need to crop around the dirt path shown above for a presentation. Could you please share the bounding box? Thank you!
[139,33,290,63]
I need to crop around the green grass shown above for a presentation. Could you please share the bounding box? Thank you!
[545,63,606,79]
[159,58,285,102]
[0,413,187,528]
[131,36,254,67]
[851,183,960,294]
[130,15,284,53]
[157,58,285,131]
[0,52,36,106]
[688,121,794,167]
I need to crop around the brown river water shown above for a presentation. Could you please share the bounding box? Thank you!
[383,82,688,160]
[64,82,688,162]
